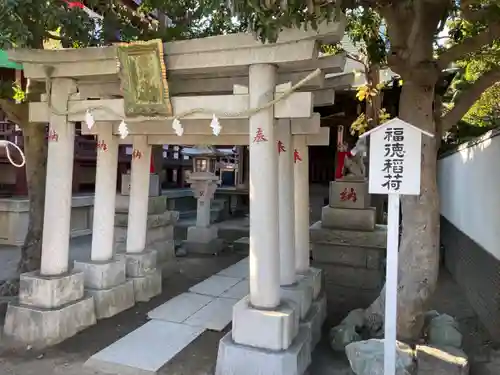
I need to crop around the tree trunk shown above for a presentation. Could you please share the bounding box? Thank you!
[365,80,440,341]
[18,122,47,274]
[0,98,47,295]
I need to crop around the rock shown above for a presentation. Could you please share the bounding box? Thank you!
[422,310,440,331]
[427,314,462,348]
[345,339,415,375]
[330,324,361,352]
[175,247,188,257]
[416,345,469,375]
[342,309,366,328]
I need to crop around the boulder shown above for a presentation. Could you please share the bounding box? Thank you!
[416,345,469,375]
[330,324,361,352]
[422,310,440,331]
[329,309,366,352]
[427,314,462,348]
[345,339,415,375]
[342,309,366,328]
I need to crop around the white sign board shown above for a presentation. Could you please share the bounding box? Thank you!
[367,118,423,196]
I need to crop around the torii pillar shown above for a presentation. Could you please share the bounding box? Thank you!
[293,134,327,334]
[216,64,310,375]
[4,79,96,347]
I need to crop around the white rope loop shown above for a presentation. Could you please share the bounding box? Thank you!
[0,140,26,168]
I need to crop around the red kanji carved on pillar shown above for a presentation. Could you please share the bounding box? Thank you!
[293,149,302,163]
[132,149,143,159]
[277,140,286,154]
[340,188,357,202]
[47,129,59,142]
[96,140,108,151]
[253,127,268,143]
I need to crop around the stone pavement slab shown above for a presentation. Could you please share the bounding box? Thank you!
[184,297,238,331]
[147,292,214,323]
[220,279,250,299]
[189,275,241,297]
[85,320,204,375]
[217,261,249,279]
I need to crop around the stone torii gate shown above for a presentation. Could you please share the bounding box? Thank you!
[5,18,347,375]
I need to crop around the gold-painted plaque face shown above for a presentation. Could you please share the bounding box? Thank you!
[116,39,172,117]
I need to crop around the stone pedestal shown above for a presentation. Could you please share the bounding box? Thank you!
[114,195,178,263]
[310,178,386,323]
[3,270,96,347]
[73,257,135,319]
[124,250,162,302]
[310,222,387,320]
[183,226,225,255]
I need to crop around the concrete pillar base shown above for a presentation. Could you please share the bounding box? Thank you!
[312,292,327,330]
[216,327,311,375]
[183,226,224,255]
[150,239,176,263]
[17,270,85,308]
[280,280,313,320]
[182,238,225,255]
[124,250,157,277]
[74,258,126,289]
[232,296,299,351]
[3,270,96,348]
[300,302,321,350]
[87,280,135,319]
[130,270,162,302]
[124,250,162,302]
[298,267,323,300]
[74,258,135,319]
[187,225,218,242]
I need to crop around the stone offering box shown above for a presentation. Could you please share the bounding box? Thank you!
[322,179,376,231]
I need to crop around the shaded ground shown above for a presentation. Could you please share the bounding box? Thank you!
[0,246,243,375]
[0,257,497,374]
[0,185,497,374]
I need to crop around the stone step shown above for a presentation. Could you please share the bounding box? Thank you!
[311,242,385,270]
[310,221,387,248]
[316,262,384,291]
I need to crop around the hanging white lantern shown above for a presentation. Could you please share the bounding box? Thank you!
[118,120,129,139]
[85,109,95,130]
[210,114,222,136]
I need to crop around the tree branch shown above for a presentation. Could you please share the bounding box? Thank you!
[460,1,500,23]
[440,67,500,133]
[437,23,500,69]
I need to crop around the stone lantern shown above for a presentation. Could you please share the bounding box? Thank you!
[181,146,224,254]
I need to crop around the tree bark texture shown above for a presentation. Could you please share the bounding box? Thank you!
[0,98,47,276]
[18,122,47,274]
[364,2,444,340]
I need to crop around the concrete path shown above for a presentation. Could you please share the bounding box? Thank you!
[85,257,249,375]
